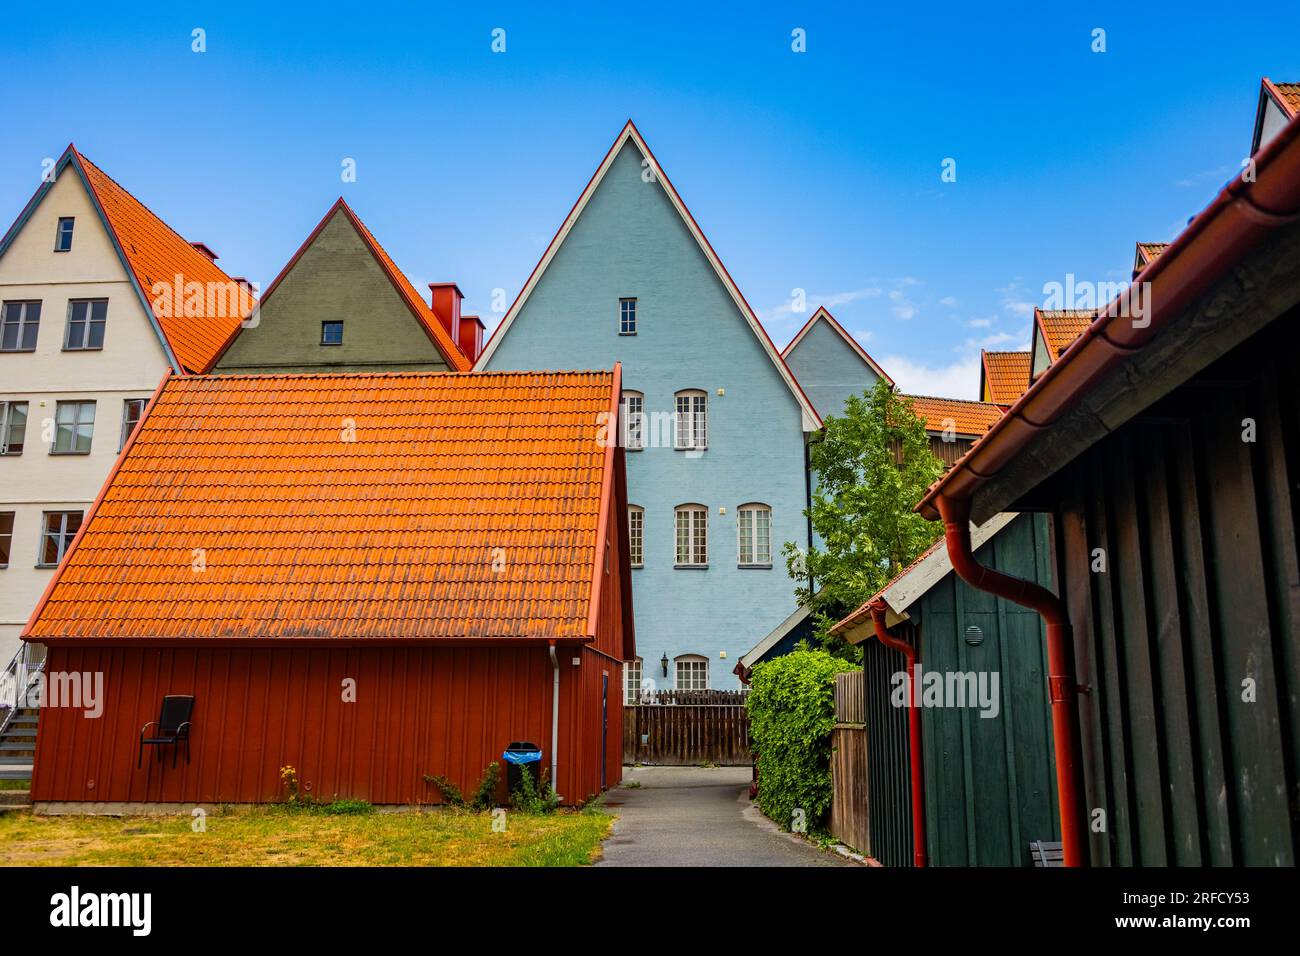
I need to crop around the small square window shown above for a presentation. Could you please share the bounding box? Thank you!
[51,400,95,454]
[1,301,41,352]
[55,217,74,252]
[619,298,637,335]
[321,321,344,345]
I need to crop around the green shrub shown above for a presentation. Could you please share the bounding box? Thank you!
[470,762,501,811]
[747,648,856,834]
[510,766,560,814]
[423,774,465,807]
[317,799,373,815]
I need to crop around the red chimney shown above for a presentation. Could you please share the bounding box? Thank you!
[189,241,219,262]
[428,283,462,346]
[459,314,485,364]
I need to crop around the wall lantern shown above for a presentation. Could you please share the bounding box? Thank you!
[661,653,669,677]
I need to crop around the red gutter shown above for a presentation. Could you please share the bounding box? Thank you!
[867,602,926,867]
[935,495,1085,866]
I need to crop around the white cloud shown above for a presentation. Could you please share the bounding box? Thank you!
[939,296,958,307]
[966,317,994,328]
[758,286,882,325]
[881,353,982,400]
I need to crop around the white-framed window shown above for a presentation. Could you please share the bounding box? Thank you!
[120,398,148,452]
[625,658,643,704]
[64,299,107,350]
[619,297,637,335]
[675,655,709,691]
[621,390,644,450]
[38,510,82,567]
[628,505,644,568]
[0,401,28,456]
[1,300,41,352]
[51,400,95,455]
[674,504,707,566]
[674,389,707,450]
[0,512,14,568]
[55,217,75,252]
[737,502,773,566]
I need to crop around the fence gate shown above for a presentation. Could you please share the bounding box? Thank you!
[622,689,751,766]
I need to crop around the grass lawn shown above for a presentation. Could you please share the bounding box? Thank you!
[0,805,612,867]
[0,780,29,790]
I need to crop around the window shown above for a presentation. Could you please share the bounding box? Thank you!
[54,217,74,252]
[0,402,28,455]
[674,390,707,450]
[737,503,773,566]
[0,512,13,568]
[619,297,637,335]
[321,320,344,345]
[64,299,107,350]
[39,511,82,567]
[1,301,41,352]
[625,658,643,704]
[675,655,709,691]
[51,400,95,454]
[620,390,644,450]
[674,504,707,566]
[628,505,644,568]
[120,398,148,451]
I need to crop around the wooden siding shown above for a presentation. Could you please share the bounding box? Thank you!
[830,724,870,855]
[862,631,913,867]
[31,643,618,806]
[622,690,750,765]
[1053,314,1300,866]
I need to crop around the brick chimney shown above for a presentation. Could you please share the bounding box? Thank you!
[189,241,219,262]
[459,314,485,364]
[428,283,462,347]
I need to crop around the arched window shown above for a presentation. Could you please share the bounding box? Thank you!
[674,389,707,450]
[674,504,708,566]
[620,390,644,450]
[674,654,709,691]
[627,504,644,568]
[737,502,772,566]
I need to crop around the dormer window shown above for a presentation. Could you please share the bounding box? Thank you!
[321,321,344,345]
[54,217,74,252]
[619,298,637,335]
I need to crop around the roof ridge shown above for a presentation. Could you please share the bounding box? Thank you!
[902,392,998,405]
[186,368,615,381]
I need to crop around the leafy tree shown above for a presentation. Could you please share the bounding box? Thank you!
[784,381,944,650]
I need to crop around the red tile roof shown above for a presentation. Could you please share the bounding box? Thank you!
[1036,308,1093,358]
[1135,242,1168,267]
[902,394,1004,437]
[1265,78,1300,119]
[75,150,255,373]
[24,370,620,642]
[981,350,1031,406]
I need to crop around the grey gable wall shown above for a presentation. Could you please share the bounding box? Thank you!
[214,209,451,374]
[784,317,883,421]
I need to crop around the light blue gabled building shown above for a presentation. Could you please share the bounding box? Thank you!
[476,121,821,692]
[781,306,892,422]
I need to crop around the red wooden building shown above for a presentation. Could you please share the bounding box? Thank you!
[24,368,634,807]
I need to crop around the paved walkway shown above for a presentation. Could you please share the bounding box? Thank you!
[596,766,854,867]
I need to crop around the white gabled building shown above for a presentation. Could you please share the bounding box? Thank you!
[0,145,250,685]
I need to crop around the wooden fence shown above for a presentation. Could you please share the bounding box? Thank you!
[830,670,871,855]
[622,689,751,766]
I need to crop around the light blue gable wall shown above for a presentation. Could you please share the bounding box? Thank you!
[783,317,883,552]
[483,141,809,690]
[783,317,882,422]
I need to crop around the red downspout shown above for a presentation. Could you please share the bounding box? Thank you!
[935,494,1086,866]
[868,602,926,867]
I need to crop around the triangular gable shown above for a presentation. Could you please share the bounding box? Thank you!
[980,350,1031,406]
[782,306,894,385]
[474,120,821,430]
[0,146,255,373]
[1253,78,1300,154]
[219,198,469,372]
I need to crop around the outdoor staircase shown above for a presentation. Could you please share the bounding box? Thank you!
[0,707,37,782]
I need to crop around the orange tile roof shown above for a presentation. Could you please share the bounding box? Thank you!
[901,394,1004,437]
[981,350,1031,406]
[1036,308,1093,357]
[75,150,255,373]
[24,370,620,642]
[1135,242,1168,267]
[1266,79,1300,118]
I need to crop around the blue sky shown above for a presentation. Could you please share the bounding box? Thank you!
[4,2,1298,397]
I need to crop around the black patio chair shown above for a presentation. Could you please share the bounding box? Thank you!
[138,695,194,768]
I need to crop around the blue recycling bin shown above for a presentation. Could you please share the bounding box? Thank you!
[503,741,543,794]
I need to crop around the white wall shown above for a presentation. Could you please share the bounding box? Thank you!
[0,167,170,663]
